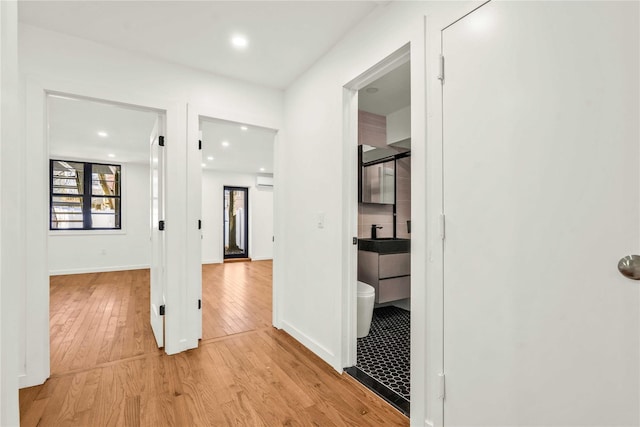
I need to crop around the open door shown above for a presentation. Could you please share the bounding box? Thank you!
[223,186,249,259]
[149,115,166,347]
[442,2,639,425]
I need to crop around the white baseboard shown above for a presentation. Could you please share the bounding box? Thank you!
[49,264,150,275]
[18,372,47,389]
[251,256,273,261]
[201,257,272,264]
[281,320,340,372]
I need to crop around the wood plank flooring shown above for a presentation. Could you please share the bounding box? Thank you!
[201,261,272,341]
[49,270,162,376]
[20,261,408,426]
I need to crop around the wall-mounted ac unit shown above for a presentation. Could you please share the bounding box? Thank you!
[256,175,274,188]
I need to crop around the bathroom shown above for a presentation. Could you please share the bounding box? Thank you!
[347,59,411,416]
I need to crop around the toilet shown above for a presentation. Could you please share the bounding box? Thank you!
[357,281,375,338]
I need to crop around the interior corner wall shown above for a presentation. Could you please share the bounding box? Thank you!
[48,162,151,275]
[18,23,283,387]
[201,170,273,264]
[1,1,21,425]
[277,1,477,425]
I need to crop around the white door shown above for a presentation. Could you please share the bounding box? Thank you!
[443,2,639,425]
[150,116,166,348]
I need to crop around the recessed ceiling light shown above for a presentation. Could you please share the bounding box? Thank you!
[365,87,379,94]
[153,158,158,163]
[259,167,265,172]
[207,156,214,161]
[231,34,248,49]
[221,141,230,147]
[201,163,206,167]
[107,153,116,158]
[240,126,248,131]
[97,131,108,137]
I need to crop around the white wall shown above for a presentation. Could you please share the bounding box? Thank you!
[18,24,283,386]
[386,105,411,144]
[49,162,151,275]
[277,2,477,425]
[1,1,21,424]
[202,170,273,264]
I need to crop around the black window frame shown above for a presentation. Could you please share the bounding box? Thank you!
[49,159,122,231]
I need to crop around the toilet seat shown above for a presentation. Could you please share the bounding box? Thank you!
[357,281,375,297]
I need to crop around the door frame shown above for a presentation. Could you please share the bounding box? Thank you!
[341,44,411,370]
[341,41,440,420]
[149,114,167,348]
[186,104,282,340]
[223,186,250,259]
[23,78,186,388]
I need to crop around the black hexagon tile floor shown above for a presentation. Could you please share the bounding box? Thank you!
[350,306,410,414]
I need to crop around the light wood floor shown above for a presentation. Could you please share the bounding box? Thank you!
[20,261,407,426]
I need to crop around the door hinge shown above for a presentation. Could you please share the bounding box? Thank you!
[438,54,445,82]
[438,372,446,400]
[439,213,446,240]
[159,220,165,231]
[352,237,358,245]
[198,219,201,230]
[198,139,202,150]
[198,299,202,310]
[159,136,165,147]
[159,305,165,316]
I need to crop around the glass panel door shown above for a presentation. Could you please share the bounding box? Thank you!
[223,186,248,259]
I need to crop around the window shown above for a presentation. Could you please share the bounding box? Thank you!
[50,160,121,230]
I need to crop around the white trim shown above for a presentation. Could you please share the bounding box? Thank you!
[340,43,411,372]
[49,264,150,276]
[250,256,273,262]
[341,85,359,370]
[343,46,411,90]
[186,104,203,342]
[422,4,489,425]
[281,320,339,370]
[23,79,51,390]
[188,103,282,340]
[49,230,127,236]
[272,131,284,329]
[23,77,188,387]
[1,2,22,422]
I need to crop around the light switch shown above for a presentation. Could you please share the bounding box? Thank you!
[316,212,325,229]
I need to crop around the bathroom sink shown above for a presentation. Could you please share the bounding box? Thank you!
[358,238,410,254]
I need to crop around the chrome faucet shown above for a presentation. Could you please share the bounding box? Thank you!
[371,224,383,239]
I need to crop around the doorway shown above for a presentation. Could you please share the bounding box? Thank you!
[343,45,412,417]
[223,186,249,259]
[46,93,165,374]
[196,114,277,341]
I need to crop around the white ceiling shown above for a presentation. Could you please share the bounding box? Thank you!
[34,1,388,171]
[358,60,410,116]
[48,95,158,164]
[48,95,275,175]
[18,1,381,90]
[200,118,275,175]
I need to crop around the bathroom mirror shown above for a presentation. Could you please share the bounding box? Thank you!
[362,158,395,204]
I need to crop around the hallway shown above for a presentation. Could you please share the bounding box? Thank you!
[19,261,407,426]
